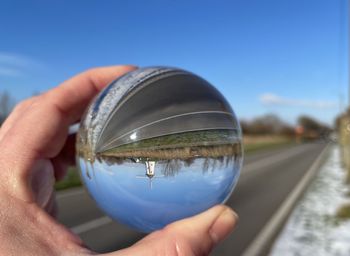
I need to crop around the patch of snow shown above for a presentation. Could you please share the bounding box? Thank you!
[270,145,350,256]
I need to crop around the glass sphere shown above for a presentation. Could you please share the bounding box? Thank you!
[76,67,243,233]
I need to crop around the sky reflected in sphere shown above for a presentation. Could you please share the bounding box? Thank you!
[77,67,243,233]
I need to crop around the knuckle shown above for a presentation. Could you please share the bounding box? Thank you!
[83,67,101,77]
[81,68,105,89]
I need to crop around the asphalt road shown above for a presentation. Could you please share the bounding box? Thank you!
[57,142,326,255]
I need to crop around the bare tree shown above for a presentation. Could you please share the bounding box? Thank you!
[0,91,14,126]
[240,114,294,136]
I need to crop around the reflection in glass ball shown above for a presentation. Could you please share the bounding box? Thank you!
[76,67,243,233]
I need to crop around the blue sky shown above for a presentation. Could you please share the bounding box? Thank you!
[0,0,348,125]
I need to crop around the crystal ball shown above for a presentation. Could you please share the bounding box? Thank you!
[76,67,243,233]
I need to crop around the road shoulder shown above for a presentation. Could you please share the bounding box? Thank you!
[241,143,331,256]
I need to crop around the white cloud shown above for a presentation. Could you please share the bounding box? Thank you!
[0,67,22,76]
[259,93,337,109]
[0,52,43,77]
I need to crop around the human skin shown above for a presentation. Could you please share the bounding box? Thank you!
[0,65,238,256]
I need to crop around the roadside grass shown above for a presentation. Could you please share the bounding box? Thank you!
[55,167,82,190]
[55,135,294,190]
[336,204,350,221]
[244,136,295,154]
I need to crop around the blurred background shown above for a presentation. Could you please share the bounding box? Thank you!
[0,0,349,255]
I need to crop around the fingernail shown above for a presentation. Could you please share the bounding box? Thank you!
[209,208,238,245]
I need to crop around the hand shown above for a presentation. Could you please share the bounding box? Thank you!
[0,66,238,256]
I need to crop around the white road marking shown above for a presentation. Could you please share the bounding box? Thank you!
[57,188,85,200]
[68,123,79,135]
[71,216,113,235]
[241,144,330,256]
[241,144,314,178]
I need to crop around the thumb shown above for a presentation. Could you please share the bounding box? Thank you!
[104,205,238,256]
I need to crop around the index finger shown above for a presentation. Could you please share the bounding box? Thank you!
[1,65,136,160]
[47,65,137,124]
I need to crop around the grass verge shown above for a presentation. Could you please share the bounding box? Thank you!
[55,167,82,191]
[244,136,294,154]
[336,204,350,221]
